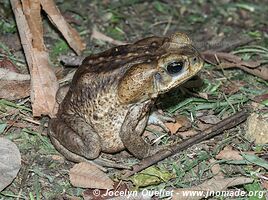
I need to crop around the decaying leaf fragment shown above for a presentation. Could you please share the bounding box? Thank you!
[0,80,30,100]
[0,56,31,100]
[69,162,114,189]
[0,138,21,192]
[0,68,30,81]
[216,146,244,161]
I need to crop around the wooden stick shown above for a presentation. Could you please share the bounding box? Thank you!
[10,0,58,117]
[121,110,249,178]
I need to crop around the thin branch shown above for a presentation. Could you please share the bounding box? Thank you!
[121,109,249,178]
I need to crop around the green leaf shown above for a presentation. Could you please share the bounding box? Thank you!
[0,123,7,134]
[129,166,174,187]
[244,182,266,200]
[153,1,168,14]
[0,20,16,34]
[234,3,256,12]
[241,153,268,170]
[261,99,268,106]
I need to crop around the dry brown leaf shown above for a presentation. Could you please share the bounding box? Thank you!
[177,130,198,139]
[202,51,241,65]
[0,137,21,191]
[69,162,114,189]
[253,93,268,103]
[165,122,183,134]
[220,81,246,95]
[199,115,221,125]
[165,115,191,134]
[209,158,223,177]
[173,177,253,200]
[175,115,191,131]
[261,179,268,190]
[219,60,261,69]
[202,51,260,67]
[0,68,30,81]
[40,0,85,55]
[246,114,268,144]
[51,155,65,163]
[11,0,59,117]
[216,146,243,160]
[239,65,268,81]
[0,57,19,73]
[0,80,30,100]
[91,27,127,46]
[196,121,210,131]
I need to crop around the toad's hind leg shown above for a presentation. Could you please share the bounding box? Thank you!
[49,135,89,162]
[48,116,101,161]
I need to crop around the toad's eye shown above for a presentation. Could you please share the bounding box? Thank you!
[166,61,184,75]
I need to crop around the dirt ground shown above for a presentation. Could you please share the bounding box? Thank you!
[0,0,267,199]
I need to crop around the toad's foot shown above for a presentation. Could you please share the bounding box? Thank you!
[148,111,175,132]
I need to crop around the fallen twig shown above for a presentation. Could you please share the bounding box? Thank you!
[91,27,126,46]
[121,110,249,178]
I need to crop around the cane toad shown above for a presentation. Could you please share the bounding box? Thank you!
[48,32,203,162]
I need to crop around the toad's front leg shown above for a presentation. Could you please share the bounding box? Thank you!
[120,101,161,159]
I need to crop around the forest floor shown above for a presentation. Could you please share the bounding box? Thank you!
[0,0,267,199]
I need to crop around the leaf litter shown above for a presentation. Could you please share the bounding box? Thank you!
[0,0,265,199]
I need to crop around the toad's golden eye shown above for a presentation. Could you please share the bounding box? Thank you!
[166,61,184,75]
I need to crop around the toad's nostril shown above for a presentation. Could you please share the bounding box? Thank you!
[191,57,199,65]
[155,72,162,81]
